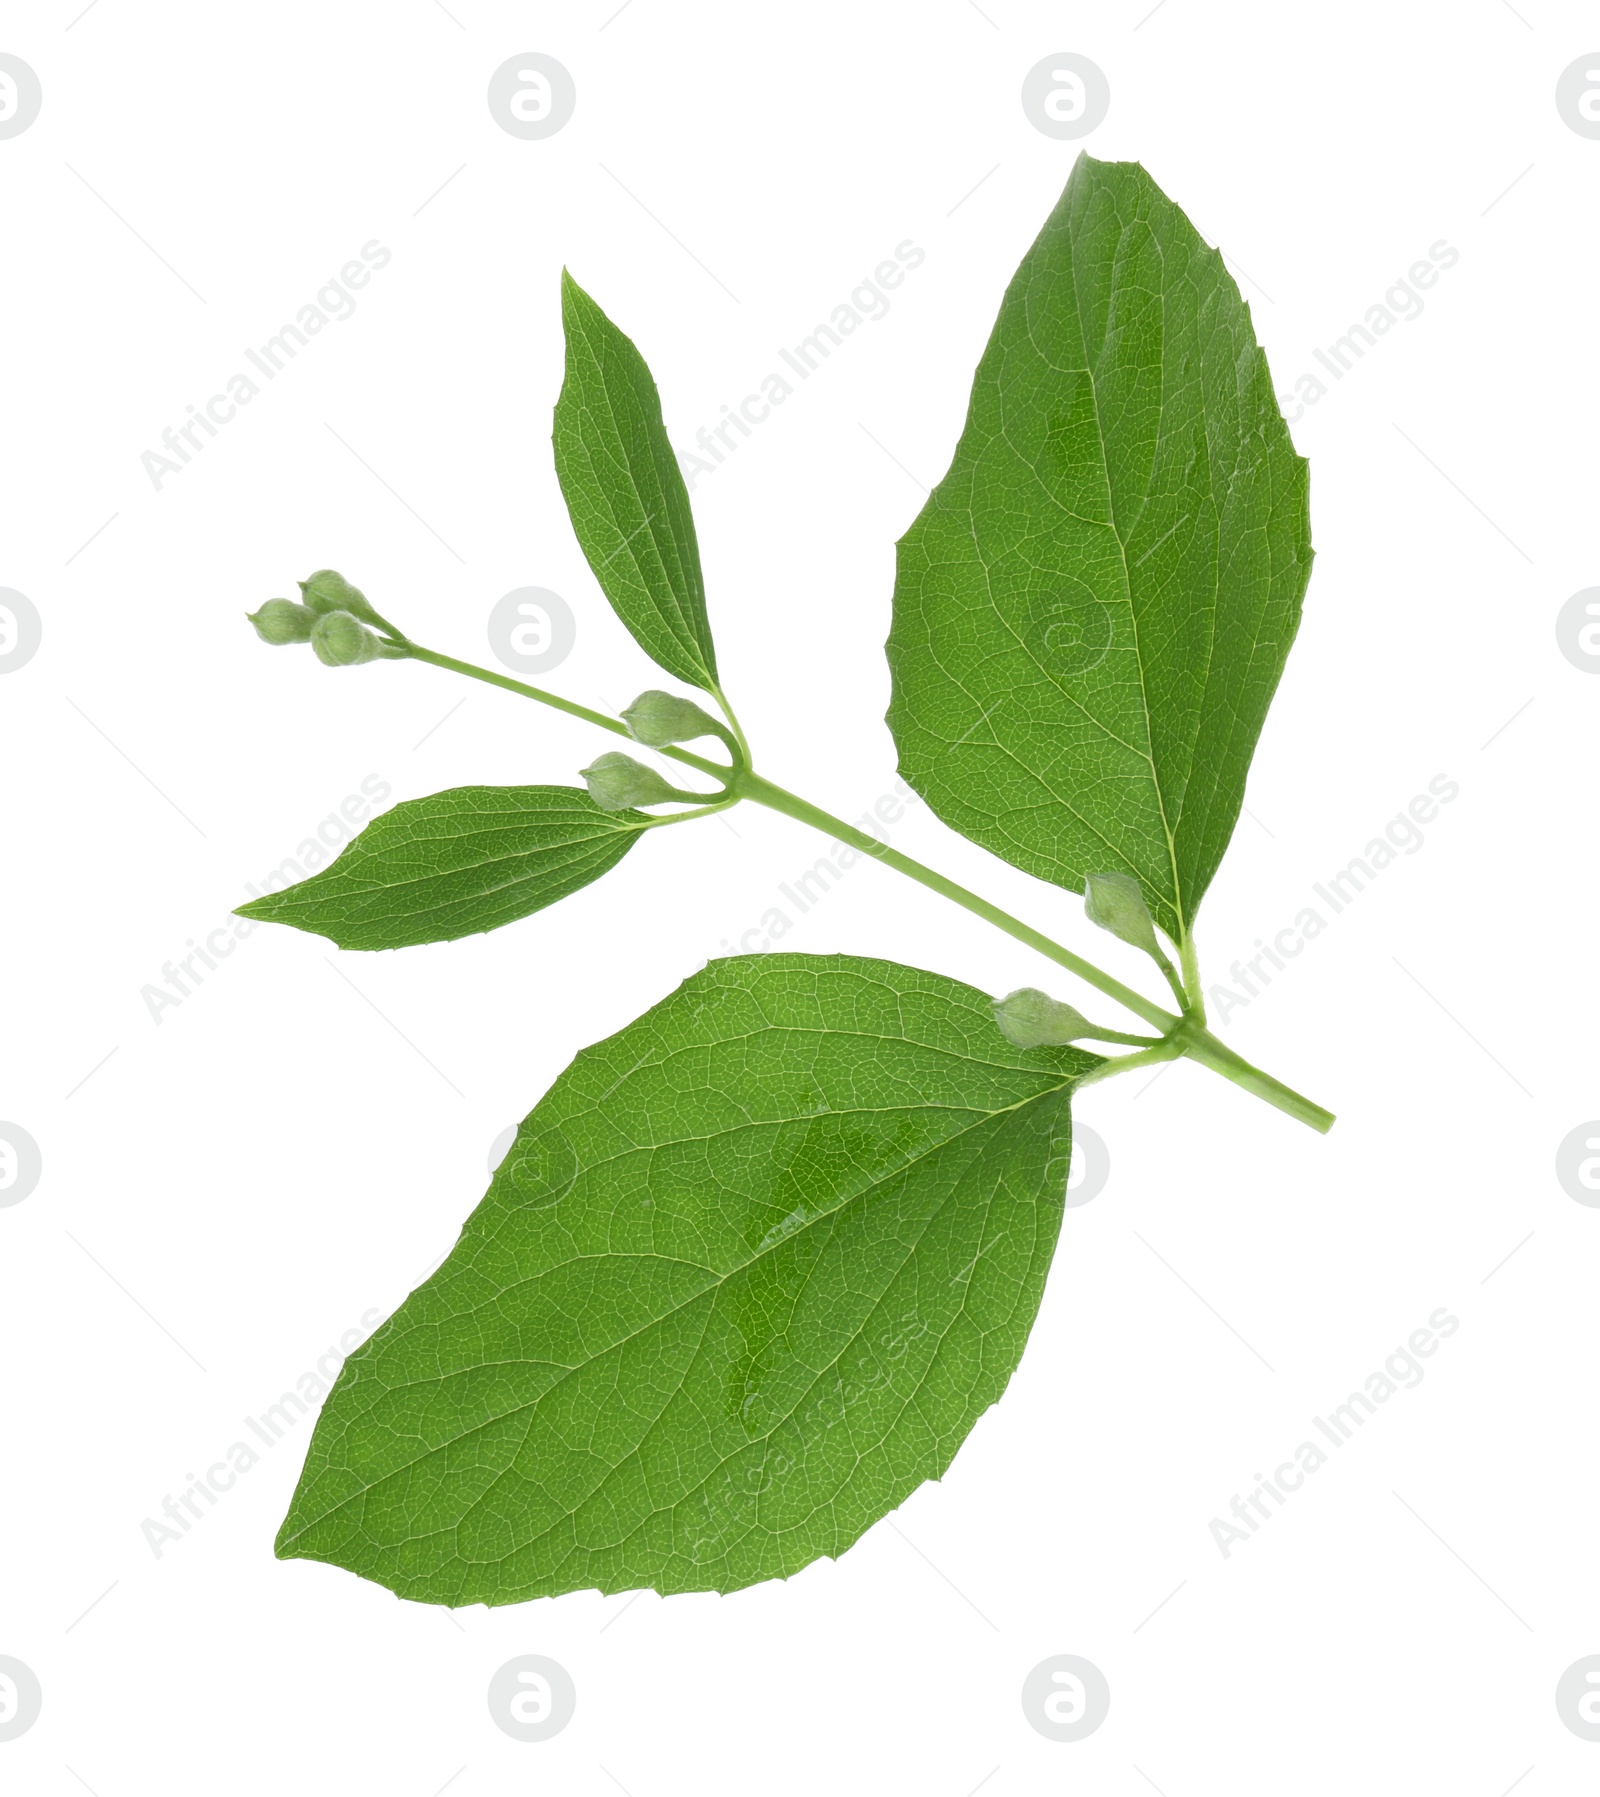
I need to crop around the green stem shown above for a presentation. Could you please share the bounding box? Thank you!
[735,773,1333,1131]
[1173,1021,1334,1134]
[1180,933,1206,1020]
[401,650,1168,1031]
[404,646,733,781]
[733,771,1176,1033]
[708,682,752,769]
[397,646,1335,1131]
[1151,944,1190,1013]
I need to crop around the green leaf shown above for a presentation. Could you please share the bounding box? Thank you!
[886,153,1312,946]
[236,786,648,950]
[554,271,718,692]
[275,954,1098,1603]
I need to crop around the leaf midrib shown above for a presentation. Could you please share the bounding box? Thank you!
[278,829,644,908]
[1064,205,1188,938]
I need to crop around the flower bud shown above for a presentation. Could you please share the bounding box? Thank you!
[992,987,1095,1049]
[1084,871,1161,958]
[311,609,384,666]
[299,568,384,626]
[621,689,724,749]
[579,751,681,811]
[247,599,317,646]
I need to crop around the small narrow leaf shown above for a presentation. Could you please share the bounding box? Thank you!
[275,954,1099,1604]
[554,272,718,691]
[887,153,1313,946]
[236,786,648,950]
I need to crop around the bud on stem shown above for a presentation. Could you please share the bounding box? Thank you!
[1084,872,1161,957]
[299,569,387,629]
[621,689,729,751]
[247,599,317,645]
[580,751,695,811]
[311,610,387,666]
[993,988,1097,1048]
[1083,871,1188,1010]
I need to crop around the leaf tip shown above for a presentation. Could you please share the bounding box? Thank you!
[559,265,592,311]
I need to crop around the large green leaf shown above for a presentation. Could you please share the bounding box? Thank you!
[553,271,719,692]
[236,786,648,950]
[276,954,1097,1603]
[886,153,1312,946]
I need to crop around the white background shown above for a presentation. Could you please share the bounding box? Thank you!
[2,2,1596,1792]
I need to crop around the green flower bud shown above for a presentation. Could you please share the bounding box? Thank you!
[992,987,1095,1049]
[579,751,682,812]
[621,689,724,749]
[1084,871,1161,958]
[299,569,383,626]
[247,598,317,646]
[310,609,384,666]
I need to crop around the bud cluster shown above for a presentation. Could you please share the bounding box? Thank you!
[247,570,407,667]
